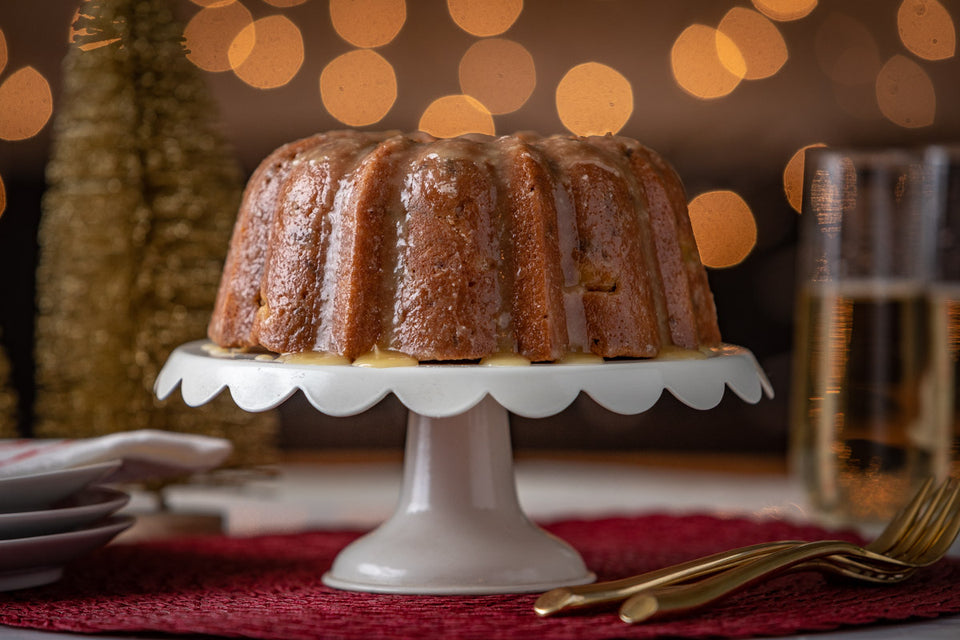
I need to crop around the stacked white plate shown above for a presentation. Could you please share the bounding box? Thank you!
[0,460,133,591]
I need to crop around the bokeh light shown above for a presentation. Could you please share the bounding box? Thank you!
[671,25,744,99]
[751,0,817,22]
[897,0,955,61]
[0,173,5,219]
[555,62,633,136]
[229,15,304,89]
[459,38,535,115]
[447,0,522,37]
[815,13,881,119]
[718,8,787,80]
[815,13,881,85]
[687,191,758,269]
[0,28,7,76]
[419,94,495,138]
[783,143,827,213]
[876,54,936,128]
[330,0,406,48]
[263,0,308,7]
[184,1,254,73]
[320,49,397,126]
[0,66,53,141]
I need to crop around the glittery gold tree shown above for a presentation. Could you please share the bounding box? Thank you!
[36,0,276,463]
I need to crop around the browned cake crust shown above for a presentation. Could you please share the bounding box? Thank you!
[497,136,568,362]
[208,132,329,347]
[208,130,721,361]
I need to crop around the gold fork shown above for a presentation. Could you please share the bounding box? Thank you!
[534,477,944,617]
[619,477,960,624]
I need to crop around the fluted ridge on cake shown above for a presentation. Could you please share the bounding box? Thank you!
[208,132,328,347]
[207,130,721,362]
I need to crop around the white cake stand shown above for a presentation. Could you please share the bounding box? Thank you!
[155,340,773,594]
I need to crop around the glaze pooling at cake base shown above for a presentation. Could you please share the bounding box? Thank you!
[352,348,419,368]
[479,352,532,367]
[279,352,351,366]
[208,130,721,363]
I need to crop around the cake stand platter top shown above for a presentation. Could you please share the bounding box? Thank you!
[155,340,774,419]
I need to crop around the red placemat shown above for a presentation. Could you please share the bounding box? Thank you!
[2,514,959,639]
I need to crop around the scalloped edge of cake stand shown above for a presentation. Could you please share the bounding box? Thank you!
[155,341,773,419]
[155,341,772,594]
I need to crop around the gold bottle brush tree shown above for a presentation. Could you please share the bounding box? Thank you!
[35,0,276,465]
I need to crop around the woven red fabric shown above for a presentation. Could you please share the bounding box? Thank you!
[2,514,959,639]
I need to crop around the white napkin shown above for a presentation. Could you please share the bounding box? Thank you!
[0,429,233,483]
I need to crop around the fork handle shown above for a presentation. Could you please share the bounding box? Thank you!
[533,541,801,616]
[618,540,884,623]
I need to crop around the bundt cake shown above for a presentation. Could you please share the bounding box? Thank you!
[207,130,721,363]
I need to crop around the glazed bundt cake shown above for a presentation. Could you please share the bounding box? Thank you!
[207,130,721,363]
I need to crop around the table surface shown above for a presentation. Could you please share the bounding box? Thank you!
[3,452,958,640]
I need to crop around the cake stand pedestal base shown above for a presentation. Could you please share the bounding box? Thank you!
[323,396,594,594]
